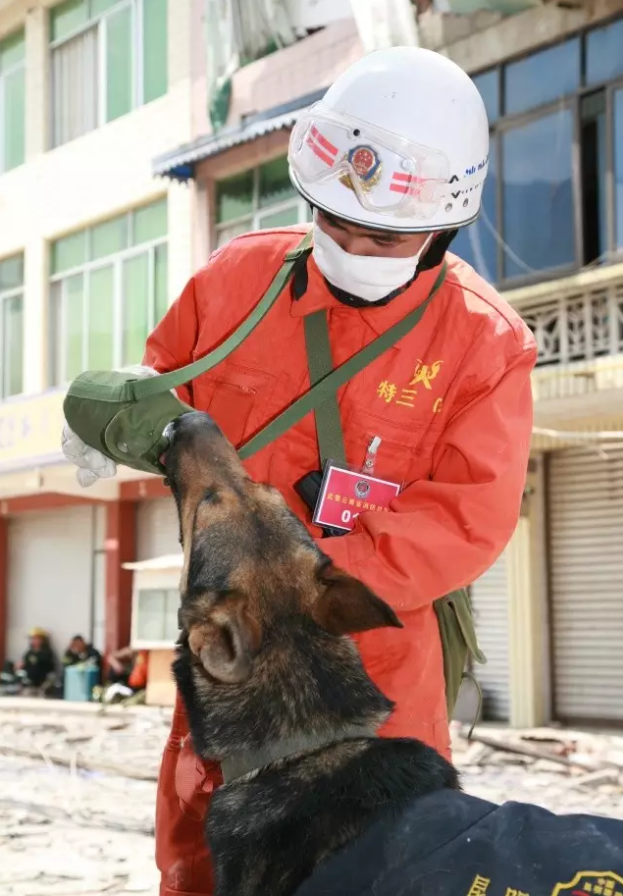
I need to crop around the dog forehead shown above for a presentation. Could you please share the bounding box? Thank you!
[185,515,322,614]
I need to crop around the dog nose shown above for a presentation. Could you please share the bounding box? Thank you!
[159,418,179,469]
[162,420,176,442]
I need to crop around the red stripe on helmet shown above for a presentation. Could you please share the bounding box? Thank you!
[390,172,425,196]
[310,125,338,157]
[306,134,336,168]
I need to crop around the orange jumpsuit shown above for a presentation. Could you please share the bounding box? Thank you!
[143,226,538,895]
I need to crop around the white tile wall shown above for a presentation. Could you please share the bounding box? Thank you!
[0,0,200,395]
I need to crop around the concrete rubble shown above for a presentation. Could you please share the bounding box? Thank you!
[1,699,622,895]
[451,721,623,819]
[0,699,168,896]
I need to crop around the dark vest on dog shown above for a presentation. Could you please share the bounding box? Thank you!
[293,789,623,896]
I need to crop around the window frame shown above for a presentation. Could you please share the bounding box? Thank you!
[49,0,165,147]
[494,96,581,285]
[214,155,311,246]
[0,29,26,174]
[49,204,168,386]
[463,15,623,289]
[131,585,180,649]
[605,75,623,254]
[0,257,24,400]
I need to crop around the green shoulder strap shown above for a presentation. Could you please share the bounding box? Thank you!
[238,262,447,460]
[131,230,315,401]
[302,305,347,467]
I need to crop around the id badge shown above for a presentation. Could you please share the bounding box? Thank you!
[313,461,401,533]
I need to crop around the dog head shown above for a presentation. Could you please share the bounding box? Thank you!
[162,411,403,762]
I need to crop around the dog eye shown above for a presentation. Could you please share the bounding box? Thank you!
[202,488,219,505]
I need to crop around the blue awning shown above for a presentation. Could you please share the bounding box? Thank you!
[152,87,327,182]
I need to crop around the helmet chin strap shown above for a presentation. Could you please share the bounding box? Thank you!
[296,211,458,308]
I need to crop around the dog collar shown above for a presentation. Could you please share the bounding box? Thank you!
[220,725,376,784]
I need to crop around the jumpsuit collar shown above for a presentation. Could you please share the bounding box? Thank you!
[289,253,448,336]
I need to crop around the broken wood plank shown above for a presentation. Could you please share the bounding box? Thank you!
[464,731,607,772]
[0,798,154,836]
[0,744,158,782]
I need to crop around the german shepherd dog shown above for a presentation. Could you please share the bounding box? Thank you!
[163,411,623,896]
[163,410,458,896]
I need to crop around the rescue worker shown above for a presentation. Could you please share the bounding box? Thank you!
[17,627,57,692]
[62,634,103,679]
[61,47,537,895]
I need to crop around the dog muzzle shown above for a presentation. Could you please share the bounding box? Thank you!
[63,369,192,477]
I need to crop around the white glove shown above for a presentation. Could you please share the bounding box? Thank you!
[61,424,117,487]
[61,365,160,488]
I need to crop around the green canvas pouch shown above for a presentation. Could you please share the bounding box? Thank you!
[433,587,487,730]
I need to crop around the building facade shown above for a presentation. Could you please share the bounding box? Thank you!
[0,0,207,670]
[1,0,622,721]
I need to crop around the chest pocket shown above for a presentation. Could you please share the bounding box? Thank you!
[192,363,280,447]
[343,402,443,486]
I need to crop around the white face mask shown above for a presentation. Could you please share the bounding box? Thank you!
[312,219,432,303]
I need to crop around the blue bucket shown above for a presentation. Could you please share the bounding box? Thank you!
[64,664,99,702]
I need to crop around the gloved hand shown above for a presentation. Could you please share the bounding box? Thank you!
[61,365,161,488]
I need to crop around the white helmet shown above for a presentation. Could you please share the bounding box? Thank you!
[288,46,489,233]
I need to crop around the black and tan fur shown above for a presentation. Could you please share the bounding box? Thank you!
[163,411,458,896]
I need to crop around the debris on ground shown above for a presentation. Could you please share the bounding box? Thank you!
[2,700,623,895]
[0,700,170,896]
[450,721,623,819]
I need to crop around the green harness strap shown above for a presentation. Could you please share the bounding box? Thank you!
[299,266,447,466]
[238,262,448,461]
[303,308,347,467]
[131,231,315,401]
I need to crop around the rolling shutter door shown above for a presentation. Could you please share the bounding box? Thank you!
[7,506,96,665]
[469,552,510,721]
[549,445,623,721]
[136,497,180,560]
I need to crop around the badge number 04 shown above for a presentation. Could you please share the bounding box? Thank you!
[313,464,401,532]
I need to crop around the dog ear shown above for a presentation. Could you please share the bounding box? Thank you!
[187,593,261,683]
[313,565,403,636]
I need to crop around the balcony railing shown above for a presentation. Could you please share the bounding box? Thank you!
[518,277,623,367]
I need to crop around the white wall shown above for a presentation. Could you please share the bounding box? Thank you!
[0,0,199,396]
[136,497,180,561]
[7,504,98,664]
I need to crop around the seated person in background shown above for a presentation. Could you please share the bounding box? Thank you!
[0,660,21,694]
[62,634,103,683]
[100,647,148,703]
[107,645,136,688]
[17,628,57,693]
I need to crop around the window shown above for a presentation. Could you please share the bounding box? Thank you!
[49,198,168,385]
[579,17,623,265]
[134,588,179,644]
[580,92,608,263]
[586,18,623,87]
[504,39,580,117]
[215,156,312,247]
[501,110,575,278]
[50,0,168,148]
[0,29,25,173]
[0,254,24,399]
[451,17,623,285]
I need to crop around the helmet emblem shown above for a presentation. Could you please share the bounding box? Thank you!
[340,144,382,193]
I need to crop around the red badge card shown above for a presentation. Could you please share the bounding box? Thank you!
[313,464,401,532]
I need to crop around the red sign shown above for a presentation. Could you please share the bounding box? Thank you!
[313,465,401,532]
